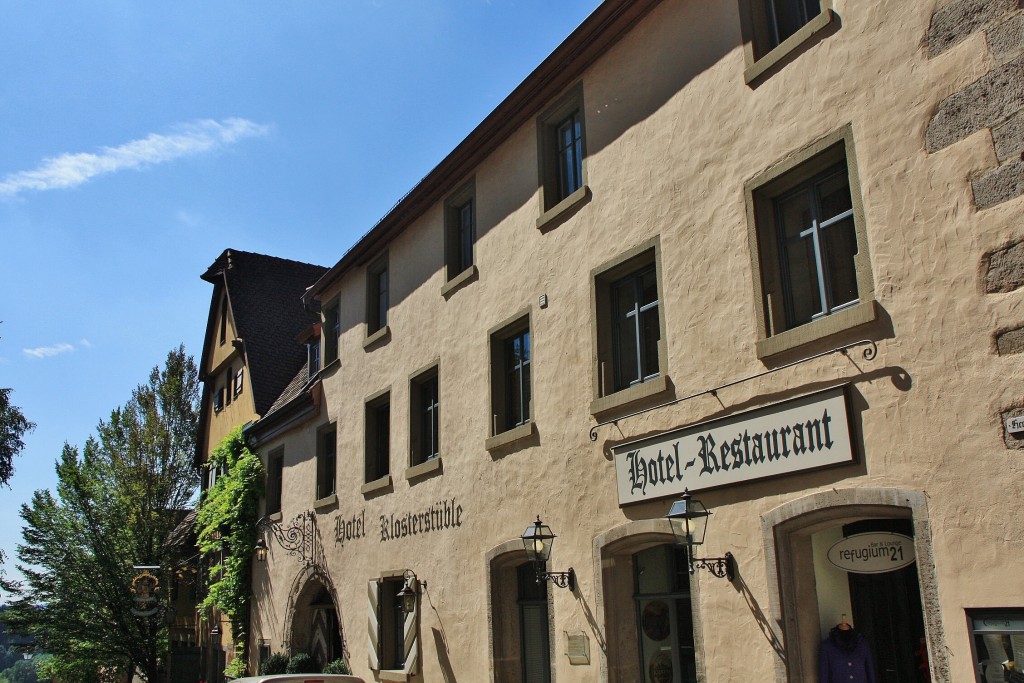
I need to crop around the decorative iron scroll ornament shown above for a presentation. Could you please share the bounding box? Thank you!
[589,338,879,441]
[691,554,736,581]
[255,510,326,572]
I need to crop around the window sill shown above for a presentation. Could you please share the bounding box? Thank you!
[406,456,442,481]
[484,422,535,452]
[363,325,391,350]
[590,374,670,417]
[756,299,878,359]
[744,9,837,85]
[360,474,393,496]
[321,357,340,376]
[378,671,410,682]
[267,511,283,522]
[441,264,478,298]
[536,185,591,232]
[313,494,337,511]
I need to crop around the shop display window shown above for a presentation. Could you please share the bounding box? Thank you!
[968,611,1024,683]
[806,518,926,682]
[632,544,697,683]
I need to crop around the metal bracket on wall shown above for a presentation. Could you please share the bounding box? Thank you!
[257,510,327,573]
[588,338,878,441]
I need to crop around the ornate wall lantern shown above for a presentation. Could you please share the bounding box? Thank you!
[665,489,735,581]
[521,516,576,590]
[397,569,427,615]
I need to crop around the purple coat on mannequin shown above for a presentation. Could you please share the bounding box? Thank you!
[819,627,877,683]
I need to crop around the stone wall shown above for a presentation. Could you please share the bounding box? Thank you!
[927,0,1024,209]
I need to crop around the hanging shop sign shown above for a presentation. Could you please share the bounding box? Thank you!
[1006,414,1024,435]
[827,532,916,574]
[613,385,855,504]
[130,569,160,617]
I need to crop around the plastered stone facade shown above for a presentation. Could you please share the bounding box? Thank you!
[238,2,1024,682]
[985,238,1024,292]
[927,0,1024,210]
[996,325,1024,354]
[927,0,1019,58]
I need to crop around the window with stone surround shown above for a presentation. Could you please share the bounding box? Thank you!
[365,391,391,484]
[745,126,876,359]
[536,84,589,230]
[316,424,336,501]
[410,367,439,466]
[591,240,669,416]
[738,0,838,84]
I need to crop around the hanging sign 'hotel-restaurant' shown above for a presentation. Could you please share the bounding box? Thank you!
[614,386,855,505]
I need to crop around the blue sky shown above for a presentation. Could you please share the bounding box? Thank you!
[0,0,602,593]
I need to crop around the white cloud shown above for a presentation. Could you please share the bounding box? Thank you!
[23,343,75,359]
[0,118,271,200]
[176,210,204,227]
[78,339,92,348]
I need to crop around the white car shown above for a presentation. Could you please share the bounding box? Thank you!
[229,676,365,683]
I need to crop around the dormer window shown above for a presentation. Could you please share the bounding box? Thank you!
[308,341,321,379]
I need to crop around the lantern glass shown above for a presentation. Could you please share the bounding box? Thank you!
[399,582,417,615]
[521,516,555,564]
[666,493,710,547]
[254,537,268,562]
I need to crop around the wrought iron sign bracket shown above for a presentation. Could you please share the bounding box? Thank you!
[256,510,326,573]
[589,339,878,441]
[692,552,735,582]
[542,568,576,591]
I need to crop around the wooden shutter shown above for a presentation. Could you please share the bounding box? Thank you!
[367,579,380,670]
[402,583,419,675]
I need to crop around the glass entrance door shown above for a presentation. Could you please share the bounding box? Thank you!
[633,545,697,683]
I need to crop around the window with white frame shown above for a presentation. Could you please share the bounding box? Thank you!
[745,127,875,358]
[592,241,667,410]
[410,369,439,465]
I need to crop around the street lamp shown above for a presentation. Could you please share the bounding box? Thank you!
[665,489,735,582]
[521,516,575,590]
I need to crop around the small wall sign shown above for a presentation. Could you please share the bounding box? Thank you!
[565,632,590,665]
[1006,415,1024,435]
[827,533,916,574]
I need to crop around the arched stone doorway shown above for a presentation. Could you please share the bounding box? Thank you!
[284,567,345,670]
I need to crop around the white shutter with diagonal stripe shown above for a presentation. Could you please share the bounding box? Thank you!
[368,579,380,670]
[402,585,419,675]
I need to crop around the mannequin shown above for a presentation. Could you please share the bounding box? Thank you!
[819,614,877,683]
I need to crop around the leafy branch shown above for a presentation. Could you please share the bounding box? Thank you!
[195,426,263,678]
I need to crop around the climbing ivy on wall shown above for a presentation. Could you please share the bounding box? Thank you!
[196,425,264,678]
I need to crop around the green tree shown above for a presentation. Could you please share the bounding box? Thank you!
[0,387,34,489]
[0,386,35,595]
[3,657,39,683]
[5,346,199,683]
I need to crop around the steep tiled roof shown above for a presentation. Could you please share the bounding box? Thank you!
[202,250,326,416]
[264,361,313,418]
